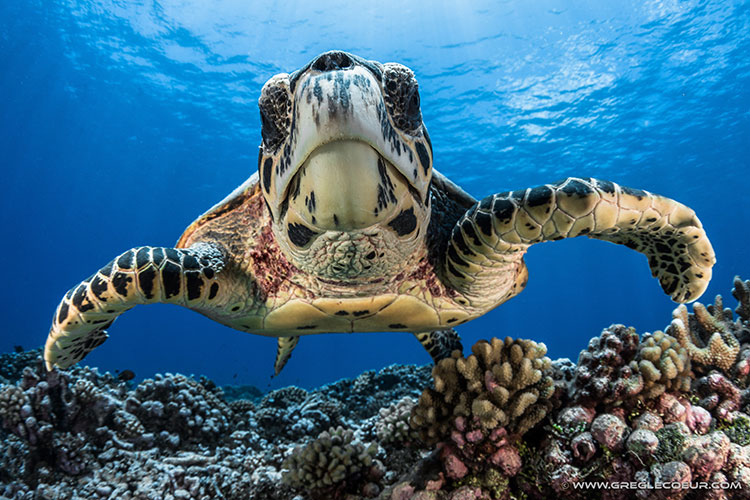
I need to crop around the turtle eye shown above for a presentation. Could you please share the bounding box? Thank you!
[258,74,292,152]
[383,63,422,134]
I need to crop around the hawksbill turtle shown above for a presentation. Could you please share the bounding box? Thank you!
[43,51,716,375]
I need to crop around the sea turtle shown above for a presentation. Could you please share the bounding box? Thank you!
[43,51,716,375]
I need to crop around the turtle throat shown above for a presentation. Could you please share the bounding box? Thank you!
[285,140,412,232]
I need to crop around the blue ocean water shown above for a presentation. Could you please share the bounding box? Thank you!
[1,0,748,392]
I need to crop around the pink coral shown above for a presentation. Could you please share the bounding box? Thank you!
[489,445,521,476]
[556,406,595,427]
[696,371,740,419]
[390,483,416,500]
[590,413,627,451]
[685,404,712,434]
[571,432,597,462]
[682,431,731,480]
[654,393,688,423]
[438,416,520,481]
[441,450,469,480]
[448,487,489,500]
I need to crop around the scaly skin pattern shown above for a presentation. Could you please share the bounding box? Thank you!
[44,243,225,370]
[443,177,715,310]
[176,182,470,336]
[43,51,716,373]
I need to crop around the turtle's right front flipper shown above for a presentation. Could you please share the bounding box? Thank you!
[44,243,225,370]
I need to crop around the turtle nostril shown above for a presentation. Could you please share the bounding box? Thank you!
[311,51,354,72]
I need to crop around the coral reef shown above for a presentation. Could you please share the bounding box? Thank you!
[376,396,419,446]
[393,277,750,499]
[2,276,750,499]
[254,386,343,442]
[671,301,740,373]
[128,372,231,446]
[282,425,382,498]
[410,337,555,445]
[571,324,643,405]
[0,348,42,384]
[0,360,430,500]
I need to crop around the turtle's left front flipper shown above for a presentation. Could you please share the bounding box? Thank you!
[443,177,715,307]
[44,243,225,370]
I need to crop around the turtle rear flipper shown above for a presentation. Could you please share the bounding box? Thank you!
[413,329,464,362]
[273,336,300,376]
[44,243,225,370]
[443,177,715,307]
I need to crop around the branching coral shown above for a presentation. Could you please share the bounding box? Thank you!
[0,385,29,429]
[282,426,381,498]
[0,360,123,476]
[633,328,691,399]
[228,399,255,414]
[261,385,308,407]
[256,390,342,442]
[321,364,433,420]
[376,396,419,446]
[573,324,692,407]
[571,325,643,406]
[410,337,554,445]
[733,276,750,322]
[670,299,740,373]
[440,415,521,481]
[128,373,230,446]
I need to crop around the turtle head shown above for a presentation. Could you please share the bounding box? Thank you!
[256,51,434,281]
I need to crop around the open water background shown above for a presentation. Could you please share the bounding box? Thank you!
[1,0,748,390]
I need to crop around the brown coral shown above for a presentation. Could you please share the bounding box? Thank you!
[376,396,419,445]
[282,426,380,495]
[632,328,691,399]
[670,298,740,372]
[733,276,750,322]
[410,337,554,444]
[571,325,644,406]
[0,384,29,427]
